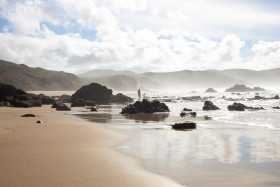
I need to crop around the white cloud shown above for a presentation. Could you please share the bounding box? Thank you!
[0,0,279,73]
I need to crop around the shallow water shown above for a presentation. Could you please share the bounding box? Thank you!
[72,91,280,186]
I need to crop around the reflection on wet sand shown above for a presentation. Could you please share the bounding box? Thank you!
[122,113,169,123]
[74,113,113,123]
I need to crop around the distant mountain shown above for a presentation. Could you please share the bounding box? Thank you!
[0,60,82,90]
[79,69,136,78]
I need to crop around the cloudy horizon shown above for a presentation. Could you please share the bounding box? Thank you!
[0,0,280,74]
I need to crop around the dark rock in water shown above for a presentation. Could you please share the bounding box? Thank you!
[110,93,134,103]
[248,95,279,100]
[38,94,55,104]
[180,112,187,117]
[51,101,63,108]
[225,84,266,92]
[227,102,246,111]
[190,112,197,117]
[90,106,98,111]
[37,120,43,124]
[21,114,37,117]
[172,121,196,129]
[56,104,71,111]
[72,83,112,104]
[183,108,192,111]
[274,95,280,99]
[121,99,170,114]
[228,102,265,111]
[205,88,217,93]
[204,115,212,120]
[202,101,220,110]
[273,106,280,109]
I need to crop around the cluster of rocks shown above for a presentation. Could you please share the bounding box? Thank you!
[120,99,170,114]
[180,111,197,117]
[273,106,280,109]
[202,101,220,110]
[225,84,266,92]
[227,102,265,111]
[0,83,54,107]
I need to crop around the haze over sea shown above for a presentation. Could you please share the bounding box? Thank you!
[73,90,280,186]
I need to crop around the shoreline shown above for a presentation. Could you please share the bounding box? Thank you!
[0,105,182,187]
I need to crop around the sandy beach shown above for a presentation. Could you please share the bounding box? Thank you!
[0,105,182,187]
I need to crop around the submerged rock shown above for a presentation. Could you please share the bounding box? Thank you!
[72,83,112,104]
[172,121,196,130]
[183,108,192,111]
[227,102,246,111]
[202,101,220,110]
[121,99,170,114]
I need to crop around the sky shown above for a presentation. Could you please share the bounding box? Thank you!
[0,0,280,74]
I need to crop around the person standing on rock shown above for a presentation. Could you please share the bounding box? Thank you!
[138,88,141,101]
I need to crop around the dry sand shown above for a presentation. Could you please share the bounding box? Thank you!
[0,105,182,187]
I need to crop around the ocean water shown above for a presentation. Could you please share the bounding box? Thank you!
[72,91,280,186]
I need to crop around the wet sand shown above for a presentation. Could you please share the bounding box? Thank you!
[0,105,182,187]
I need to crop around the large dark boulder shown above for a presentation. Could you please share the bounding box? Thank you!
[72,83,112,104]
[56,104,71,111]
[121,99,170,114]
[110,93,134,103]
[227,102,246,111]
[71,99,86,107]
[202,101,220,110]
[0,83,17,100]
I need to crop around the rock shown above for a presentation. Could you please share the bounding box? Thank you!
[205,88,217,93]
[51,101,63,108]
[225,84,266,92]
[38,94,55,104]
[72,83,112,104]
[56,104,71,111]
[90,106,98,111]
[0,83,17,99]
[273,106,280,109]
[183,108,192,111]
[227,102,246,111]
[204,115,212,120]
[228,102,265,111]
[37,120,43,124]
[202,101,220,110]
[85,100,96,106]
[110,93,134,103]
[273,95,279,99]
[190,112,197,117]
[21,114,37,117]
[172,121,196,129]
[121,99,170,114]
[180,112,187,117]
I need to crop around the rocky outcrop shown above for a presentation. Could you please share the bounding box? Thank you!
[273,106,280,109]
[225,84,266,92]
[227,102,246,111]
[71,83,112,104]
[120,99,170,114]
[247,95,279,100]
[56,104,71,111]
[202,101,220,110]
[228,102,265,111]
[110,93,134,103]
[38,94,55,104]
[205,88,217,93]
[70,99,96,107]
[172,121,196,129]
